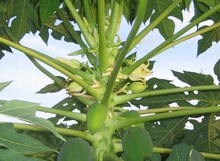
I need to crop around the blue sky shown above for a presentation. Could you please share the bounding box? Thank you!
[0,5,220,109]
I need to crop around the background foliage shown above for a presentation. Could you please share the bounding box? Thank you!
[0,0,220,160]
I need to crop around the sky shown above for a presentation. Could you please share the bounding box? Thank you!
[0,5,220,111]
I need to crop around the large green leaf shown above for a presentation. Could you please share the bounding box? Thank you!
[0,0,13,59]
[197,27,220,56]
[57,138,93,161]
[145,117,188,147]
[179,114,220,156]
[0,100,65,141]
[122,0,139,24]
[10,0,39,39]
[36,76,65,94]
[39,0,61,24]
[172,70,214,86]
[0,123,54,154]
[0,149,46,161]
[40,16,79,44]
[48,97,86,125]
[148,0,183,39]
[0,81,12,92]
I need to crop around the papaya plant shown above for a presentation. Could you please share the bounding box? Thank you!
[0,0,220,160]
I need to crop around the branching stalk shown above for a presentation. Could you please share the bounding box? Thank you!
[124,3,220,74]
[56,9,88,49]
[138,107,195,115]
[111,106,220,131]
[13,123,93,142]
[64,0,97,48]
[159,22,220,53]
[106,0,123,43]
[102,0,148,106]
[129,0,182,52]
[37,106,86,122]
[114,85,220,105]
[82,0,96,28]
[0,38,99,98]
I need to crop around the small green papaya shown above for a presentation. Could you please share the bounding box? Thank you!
[87,103,107,135]
[128,82,147,93]
[122,127,153,161]
[57,138,93,161]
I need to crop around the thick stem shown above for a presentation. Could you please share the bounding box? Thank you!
[102,0,148,106]
[114,85,220,105]
[98,0,108,73]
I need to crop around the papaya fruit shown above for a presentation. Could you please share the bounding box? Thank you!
[122,127,153,161]
[87,103,107,135]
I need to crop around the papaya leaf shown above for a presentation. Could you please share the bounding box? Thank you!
[41,16,80,44]
[36,76,65,94]
[197,27,220,56]
[48,97,85,124]
[166,143,193,161]
[0,8,12,59]
[0,100,6,105]
[172,70,214,86]
[57,138,93,161]
[39,0,61,24]
[198,0,219,8]
[179,114,220,154]
[149,0,183,40]
[0,149,46,161]
[122,0,139,24]
[191,90,220,107]
[0,123,55,154]
[0,81,12,92]
[145,117,188,147]
[214,59,220,82]
[0,100,65,141]
[10,0,39,40]
[36,83,63,93]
